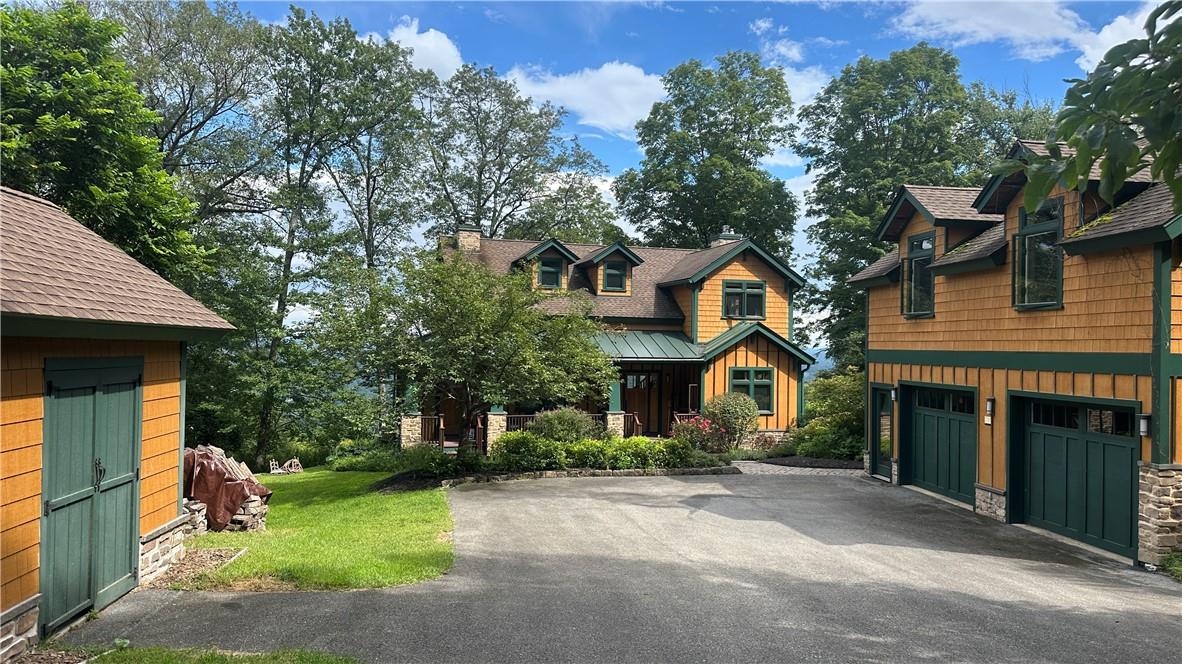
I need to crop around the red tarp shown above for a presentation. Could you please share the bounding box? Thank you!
[183,446,272,531]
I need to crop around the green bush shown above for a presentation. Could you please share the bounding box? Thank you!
[702,393,760,449]
[565,438,609,469]
[527,408,606,443]
[329,449,401,472]
[605,436,666,469]
[328,441,458,475]
[397,444,459,476]
[1162,552,1182,583]
[670,415,727,452]
[791,368,864,460]
[491,431,566,471]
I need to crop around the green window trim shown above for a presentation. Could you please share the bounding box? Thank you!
[902,232,935,317]
[1013,197,1064,310]
[722,280,766,319]
[602,260,627,292]
[538,258,563,289]
[729,366,774,414]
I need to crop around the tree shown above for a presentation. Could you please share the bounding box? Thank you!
[1006,1,1182,212]
[420,64,607,239]
[399,251,618,442]
[504,174,628,244]
[614,51,799,257]
[100,0,270,220]
[0,1,207,279]
[960,83,1057,174]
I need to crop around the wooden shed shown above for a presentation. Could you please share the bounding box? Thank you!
[0,186,233,656]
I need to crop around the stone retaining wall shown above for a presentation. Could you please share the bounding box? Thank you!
[0,597,38,663]
[1139,463,1182,565]
[139,516,187,584]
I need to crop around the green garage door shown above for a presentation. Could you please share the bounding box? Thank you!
[1024,400,1137,558]
[41,361,142,633]
[910,387,976,504]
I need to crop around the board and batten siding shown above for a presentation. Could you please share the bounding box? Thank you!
[702,335,799,430]
[871,187,1153,354]
[0,338,182,611]
[696,252,792,344]
[869,360,1154,492]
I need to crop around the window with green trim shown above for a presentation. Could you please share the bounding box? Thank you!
[723,281,765,319]
[1014,197,1063,309]
[538,258,563,288]
[729,367,774,413]
[603,260,627,291]
[903,234,934,317]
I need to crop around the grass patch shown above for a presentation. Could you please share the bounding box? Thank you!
[1161,552,1182,582]
[98,648,355,663]
[186,468,452,590]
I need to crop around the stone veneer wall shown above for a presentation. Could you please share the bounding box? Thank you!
[974,486,1007,522]
[139,515,188,583]
[1139,463,1182,565]
[399,414,422,446]
[0,597,38,662]
[605,412,625,438]
[486,412,506,449]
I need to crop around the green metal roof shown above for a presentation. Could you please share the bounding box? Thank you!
[595,330,701,361]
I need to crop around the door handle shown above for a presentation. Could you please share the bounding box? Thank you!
[93,457,106,489]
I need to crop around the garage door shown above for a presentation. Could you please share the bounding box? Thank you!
[41,362,142,633]
[910,387,976,504]
[1023,400,1137,558]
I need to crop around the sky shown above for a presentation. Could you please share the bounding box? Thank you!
[239,0,1164,261]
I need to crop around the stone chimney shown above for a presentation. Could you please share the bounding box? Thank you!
[455,223,483,253]
[709,226,742,248]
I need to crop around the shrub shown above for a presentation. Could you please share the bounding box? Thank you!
[790,368,864,460]
[671,415,727,452]
[527,408,606,443]
[605,436,666,469]
[565,438,609,469]
[398,444,459,476]
[702,393,760,449]
[491,431,566,471]
[329,449,401,472]
[272,438,331,468]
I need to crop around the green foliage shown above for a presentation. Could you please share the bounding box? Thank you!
[1162,552,1182,583]
[271,438,331,469]
[604,436,666,469]
[564,438,610,469]
[327,440,457,475]
[670,415,727,453]
[1004,2,1182,213]
[791,369,865,460]
[528,408,607,443]
[490,431,567,471]
[702,393,760,449]
[0,1,207,280]
[615,51,799,257]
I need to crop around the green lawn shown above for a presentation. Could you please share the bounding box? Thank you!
[186,469,452,590]
[92,648,355,663]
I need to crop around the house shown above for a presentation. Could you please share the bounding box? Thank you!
[406,224,814,444]
[0,187,233,656]
[848,140,1182,564]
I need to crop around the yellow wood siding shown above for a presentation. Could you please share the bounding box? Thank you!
[0,338,182,610]
[869,361,1153,491]
[696,251,792,343]
[670,286,695,339]
[1171,239,1182,353]
[702,335,799,430]
[1174,377,1182,464]
[870,186,1153,354]
[596,251,633,296]
[531,248,567,290]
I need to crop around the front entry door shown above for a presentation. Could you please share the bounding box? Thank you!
[871,389,893,478]
[41,361,142,633]
[622,371,661,435]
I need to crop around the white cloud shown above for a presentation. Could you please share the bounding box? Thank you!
[892,1,1172,71]
[508,61,666,139]
[760,147,804,169]
[750,17,775,36]
[382,17,463,78]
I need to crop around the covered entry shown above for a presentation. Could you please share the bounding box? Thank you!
[905,385,976,504]
[40,359,143,633]
[1013,398,1138,558]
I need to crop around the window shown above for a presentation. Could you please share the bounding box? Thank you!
[723,281,765,319]
[916,389,946,410]
[1014,198,1063,309]
[1031,402,1079,430]
[1086,408,1134,437]
[538,258,562,288]
[915,388,973,414]
[903,234,935,317]
[729,368,774,413]
[603,260,627,291]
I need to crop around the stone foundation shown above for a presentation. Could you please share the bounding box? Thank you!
[139,516,188,584]
[891,458,900,485]
[183,498,208,536]
[1138,463,1182,565]
[223,495,268,532]
[743,430,787,450]
[0,597,38,663]
[862,453,871,475]
[974,486,1007,522]
[486,411,506,449]
[399,413,422,446]
[605,412,625,438]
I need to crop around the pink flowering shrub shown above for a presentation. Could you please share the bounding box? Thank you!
[671,415,728,453]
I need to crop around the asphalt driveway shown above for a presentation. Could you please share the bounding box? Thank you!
[65,472,1181,663]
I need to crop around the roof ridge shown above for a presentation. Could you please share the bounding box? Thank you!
[904,184,982,191]
[1,186,63,211]
[480,236,704,254]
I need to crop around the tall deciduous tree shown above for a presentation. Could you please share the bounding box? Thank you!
[614,51,799,257]
[399,251,617,442]
[0,1,207,279]
[505,175,628,244]
[420,64,608,239]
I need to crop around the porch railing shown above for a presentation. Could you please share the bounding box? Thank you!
[420,415,444,445]
[623,413,642,437]
[672,412,698,425]
[506,414,536,432]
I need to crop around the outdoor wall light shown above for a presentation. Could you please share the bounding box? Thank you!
[984,398,995,426]
[890,388,897,402]
[1138,413,1151,437]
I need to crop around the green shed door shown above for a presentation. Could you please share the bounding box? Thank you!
[1024,400,1137,558]
[41,363,141,633]
[909,388,976,505]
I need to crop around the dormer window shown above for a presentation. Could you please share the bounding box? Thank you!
[903,233,934,318]
[1014,197,1063,310]
[723,281,765,319]
[603,260,627,291]
[538,258,563,289]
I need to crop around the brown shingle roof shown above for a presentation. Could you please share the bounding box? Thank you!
[1060,183,1180,246]
[0,187,234,331]
[930,224,1006,269]
[847,249,900,285]
[905,185,1004,223]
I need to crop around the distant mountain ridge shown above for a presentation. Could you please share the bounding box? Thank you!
[804,348,834,381]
